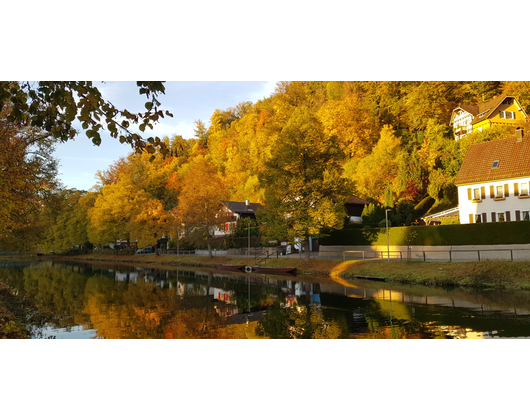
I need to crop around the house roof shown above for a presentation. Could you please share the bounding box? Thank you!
[421,207,459,220]
[451,95,518,126]
[345,196,370,205]
[454,132,530,185]
[221,201,264,214]
[471,95,511,125]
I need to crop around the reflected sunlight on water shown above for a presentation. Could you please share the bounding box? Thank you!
[2,260,530,339]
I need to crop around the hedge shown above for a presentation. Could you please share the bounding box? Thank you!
[320,220,530,247]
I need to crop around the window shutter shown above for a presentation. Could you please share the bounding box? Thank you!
[506,211,511,221]
[491,212,496,222]
[490,186,495,199]
[468,188,472,200]
[504,184,510,197]
[516,210,521,221]
[481,187,486,200]
[514,183,519,196]
[482,212,487,223]
[469,214,474,224]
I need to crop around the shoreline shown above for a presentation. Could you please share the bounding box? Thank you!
[28,253,530,291]
[4,253,530,337]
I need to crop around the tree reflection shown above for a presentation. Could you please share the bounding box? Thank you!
[255,302,348,339]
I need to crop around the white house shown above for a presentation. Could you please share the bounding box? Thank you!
[213,200,264,236]
[455,128,530,224]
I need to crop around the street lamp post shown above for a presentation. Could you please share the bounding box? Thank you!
[385,209,391,262]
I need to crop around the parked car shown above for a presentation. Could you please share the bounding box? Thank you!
[136,245,155,254]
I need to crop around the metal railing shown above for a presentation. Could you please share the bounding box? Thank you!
[335,248,530,262]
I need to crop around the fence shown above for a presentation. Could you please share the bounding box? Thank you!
[335,248,530,262]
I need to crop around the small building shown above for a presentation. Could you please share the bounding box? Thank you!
[455,128,530,224]
[450,95,527,141]
[421,207,460,225]
[214,200,264,236]
[345,196,370,223]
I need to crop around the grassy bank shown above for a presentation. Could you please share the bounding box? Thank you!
[47,253,530,291]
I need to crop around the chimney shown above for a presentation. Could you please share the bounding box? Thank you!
[516,127,524,142]
[245,199,250,208]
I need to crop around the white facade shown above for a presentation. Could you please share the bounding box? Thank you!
[451,109,474,141]
[213,210,239,236]
[458,177,530,224]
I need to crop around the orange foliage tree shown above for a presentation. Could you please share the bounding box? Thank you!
[175,155,229,256]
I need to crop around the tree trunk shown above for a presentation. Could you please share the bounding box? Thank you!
[304,239,310,261]
[207,240,212,257]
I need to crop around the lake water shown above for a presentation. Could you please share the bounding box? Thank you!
[2,260,530,338]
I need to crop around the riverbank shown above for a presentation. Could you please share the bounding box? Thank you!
[42,253,530,291]
[4,253,530,337]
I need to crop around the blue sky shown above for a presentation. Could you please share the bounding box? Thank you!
[54,81,278,191]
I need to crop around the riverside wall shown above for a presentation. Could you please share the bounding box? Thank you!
[319,244,530,262]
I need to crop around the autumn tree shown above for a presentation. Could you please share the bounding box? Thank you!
[175,155,229,257]
[258,105,350,259]
[38,189,95,253]
[88,156,175,248]
[0,108,59,251]
[317,93,377,158]
[350,125,403,203]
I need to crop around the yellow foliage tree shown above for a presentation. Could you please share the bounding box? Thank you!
[175,155,229,256]
[350,125,402,203]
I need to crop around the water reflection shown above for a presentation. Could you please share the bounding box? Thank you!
[2,260,530,338]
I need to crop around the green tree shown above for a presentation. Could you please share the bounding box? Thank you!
[258,106,350,259]
[0,81,172,154]
[361,203,385,227]
[255,302,347,339]
[39,189,94,253]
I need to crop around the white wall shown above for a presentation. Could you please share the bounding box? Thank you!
[458,177,530,224]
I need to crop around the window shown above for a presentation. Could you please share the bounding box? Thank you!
[498,213,505,222]
[496,185,504,198]
[473,188,481,200]
[503,98,513,105]
[492,160,499,168]
[523,211,530,221]
[522,183,529,196]
[475,214,482,223]
[500,110,515,119]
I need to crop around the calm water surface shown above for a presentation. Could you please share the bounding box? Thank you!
[2,260,530,339]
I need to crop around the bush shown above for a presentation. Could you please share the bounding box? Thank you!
[320,220,530,246]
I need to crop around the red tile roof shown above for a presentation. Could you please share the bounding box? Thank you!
[454,133,530,185]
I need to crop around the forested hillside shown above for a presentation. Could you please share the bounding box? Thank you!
[3,81,530,252]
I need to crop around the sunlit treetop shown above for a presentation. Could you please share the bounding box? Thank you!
[0,81,173,157]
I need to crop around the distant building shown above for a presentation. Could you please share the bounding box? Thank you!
[213,200,264,236]
[450,95,527,141]
[421,207,460,226]
[345,196,370,223]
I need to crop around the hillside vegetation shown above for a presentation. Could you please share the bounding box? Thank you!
[4,81,530,253]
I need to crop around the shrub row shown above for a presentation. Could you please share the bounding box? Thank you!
[320,220,530,246]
